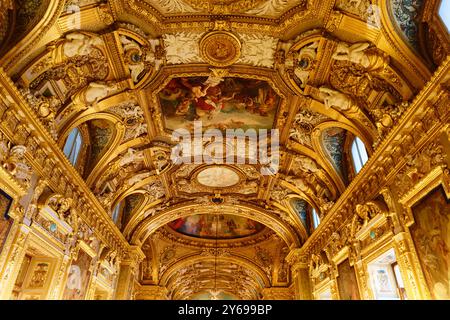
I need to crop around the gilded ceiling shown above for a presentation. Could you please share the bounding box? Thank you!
[0,0,447,300]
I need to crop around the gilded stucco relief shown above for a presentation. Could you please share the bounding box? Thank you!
[0,0,448,301]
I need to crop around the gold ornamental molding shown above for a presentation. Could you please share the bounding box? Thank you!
[159,253,271,288]
[0,1,66,75]
[0,68,130,257]
[130,202,302,248]
[297,54,450,257]
[399,166,450,228]
[199,31,241,67]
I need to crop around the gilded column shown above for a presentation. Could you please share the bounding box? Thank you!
[84,258,100,300]
[393,232,431,299]
[286,249,312,300]
[115,246,145,300]
[0,223,31,299]
[353,260,372,300]
[48,254,72,300]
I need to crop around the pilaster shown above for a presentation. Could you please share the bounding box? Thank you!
[0,223,31,299]
[286,249,312,300]
[115,246,145,300]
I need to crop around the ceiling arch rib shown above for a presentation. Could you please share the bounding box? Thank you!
[131,202,303,248]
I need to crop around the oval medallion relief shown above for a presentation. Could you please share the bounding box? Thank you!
[196,166,240,188]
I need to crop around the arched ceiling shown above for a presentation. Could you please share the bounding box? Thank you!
[3,0,447,300]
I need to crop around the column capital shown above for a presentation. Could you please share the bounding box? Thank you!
[286,248,308,269]
[124,245,146,265]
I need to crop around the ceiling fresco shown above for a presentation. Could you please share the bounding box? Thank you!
[158,77,279,131]
[168,214,265,239]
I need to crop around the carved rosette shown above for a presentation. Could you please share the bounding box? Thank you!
[199,31,241,67]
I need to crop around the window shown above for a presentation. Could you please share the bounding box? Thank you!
[312,208,320,229]
[392,263,407,300]
[439,0,450,32]
[351,137,368,174]
[63,128,83,166]
[367,249,407,300]
[112,203,121,224]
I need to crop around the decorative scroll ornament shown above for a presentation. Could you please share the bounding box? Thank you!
[120,35,163,83]
[236,34,278,68]
[309,253,329,280]
[350,201,386,237]
[291,41,319,88]
[163,32,203,64]
[19,88,60,140]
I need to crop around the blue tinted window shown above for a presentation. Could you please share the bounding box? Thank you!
[112,203,121,224]
[312,208,320,229]
[439,0,450,32]
[63,128,82,165]
[351,137,368,174]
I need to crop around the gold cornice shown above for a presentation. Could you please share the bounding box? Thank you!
[0,67,130,258]
[0,166,27,199]
[116,0,315,38]
[298,54,450,256]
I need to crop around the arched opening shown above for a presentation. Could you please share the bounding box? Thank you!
[63,127,83,166]
[312,207,320,230]
[111,202,121,225]
[350,137,369,174]
[290,198,321,235]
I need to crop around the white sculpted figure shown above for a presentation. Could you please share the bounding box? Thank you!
[122,105,144,118]
[332,42,371,68]
[163,32,202,64]
[295,156,320,173]
[63,33,104,58]
[132,122,148,138]
[119,148,145,167]
[319,87,353,111]
[73,82,119,106]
